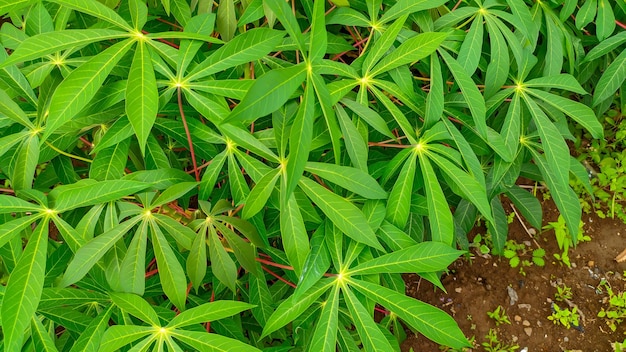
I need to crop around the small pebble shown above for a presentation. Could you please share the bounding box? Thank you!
[564,337,569,342]
[524,327,532,337]
[588,260,595,267]
[512,336,518,343]
[514,315,522,322]
[572,262,577,268]
[518,303,532,311]
[523,320,530,326]
[455,287,462,293]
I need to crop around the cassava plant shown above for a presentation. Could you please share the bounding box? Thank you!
[0,0,622,350]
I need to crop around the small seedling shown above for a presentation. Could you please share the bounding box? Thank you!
[612,339,626,352]
[597,279,626,332]
[481,328,519,352]
[487,305,511,326]
[502,240,545,275]
[548,303,580,329]
[471,234,491,255]
[542,215,589,268]
[555,284,573,302]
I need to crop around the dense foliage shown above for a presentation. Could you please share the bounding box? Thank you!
[0,0,623,350]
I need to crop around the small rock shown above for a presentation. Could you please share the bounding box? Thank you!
[507,286,519,305]
[588,260,595,267]
[455,287,462,293]
[518,303,531,311]
[512,335,518,343]
[523,320,530,326]
[564,336,569,343]
[528,228,536,235]
[537,320,543,327]
[514,315,522,322]
[524,327,532,337]
[571,262,577,268]
[523,240,532,247]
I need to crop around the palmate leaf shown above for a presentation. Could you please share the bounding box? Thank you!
[0,89,35,128]
[299,178,383,251]
[0,214,46,250]
[349,242,463,276]
[242,169,280,219]
[126,40,158,155]
[119,220,148,295]
[457,13,483,76]
[208,225,238,292]
[69,306,114,352]
[309,0,328,61]
[0,194,43,214]
[2,220,49,351]
[305,162,387,199]
[362,14,407,75]
[385,152,416,229]
[9,134,39,191]
[280,192,310,276]
[285,83,314,199]
[98,325,154,352]
[31,315,58,352]
[44,39,134,140]
[348,278,469,349]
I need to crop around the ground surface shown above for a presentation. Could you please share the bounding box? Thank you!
[402,195,626,351]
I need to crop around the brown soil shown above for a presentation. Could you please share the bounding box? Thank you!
[402,195,626,352]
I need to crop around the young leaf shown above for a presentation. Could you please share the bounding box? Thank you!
[110,292,160,326]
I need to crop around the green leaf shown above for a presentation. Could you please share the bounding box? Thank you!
[262,278,333,337]
[309,0,328,61]
[340,98,394,138]
[385,153,416,229]
[220,123,279,161]
[49,180,149,212]
[49,0,133,30]
[170,329,261,352]
[0,0,38,13]
[98,325,154,352]
[167,300,254,328]
[119,220,148,295]
[0,195,43,214]
[592,49,626,107]
[582,32,626,63]
[419,154,454,245]
[186,28,284,81]
[31,316,58,352]
[349,278,469,349]
[216,0,236,41]
[187,228,207,292]
[150,219,187,310]
[126,41,158,155]
[341,283,394,351]
[2,220,49,351]
[299,178,383,250]
[379,0,448,24]
[308,283,339,352]
[89,137,130,181]
[199,150,228,200]
[505,186,542,229]
[527,88,602,139]
[370,31,447,77]
[294,225,330,299]
[264,0,306,53]
[69,306,113,352]
[243,169,280,219]
[248,272,274,325]
[0,30,130,68]
[59,216,141,287]
[456,14,483,75]
[575,0,597,30]
[285,83,314,199]
[0,89,35,128]
[208,225,237,292]
[44,39,134,140]
[426,151,493,222]
[0,214,46,250]
[305,162,387,199]
[225,63,307,123]
[110,292,160,326]
[524,74,588,95]
[280,192,310,276]
[10,134,39,191]
[439,49,487,138]
[336,99,368,171]
[151,182,198,209]
[349,242,463,275]
[362,15,408,74]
